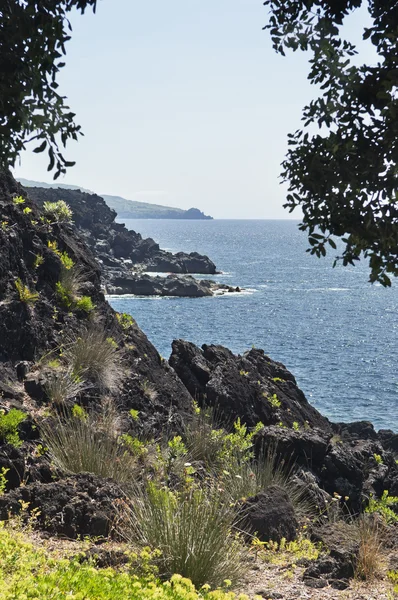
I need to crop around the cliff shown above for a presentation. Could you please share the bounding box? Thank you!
[102,194,213,220]
[17,179,213,220]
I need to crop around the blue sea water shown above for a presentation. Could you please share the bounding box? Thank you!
[108,219,398,432]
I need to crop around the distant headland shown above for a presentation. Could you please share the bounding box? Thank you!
[16,178,213,220]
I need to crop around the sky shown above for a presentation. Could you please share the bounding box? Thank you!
[13,1,375,219]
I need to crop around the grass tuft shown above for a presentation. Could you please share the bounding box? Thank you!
[40,401,136,485]
[63,326,123,391]
[355,516,384,581]
[120,482,246,589]
[44,369,86,405]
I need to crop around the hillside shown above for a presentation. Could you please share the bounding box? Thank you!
[17,178,213,220]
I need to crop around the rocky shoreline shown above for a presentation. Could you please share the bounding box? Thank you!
[0,170,397,595]
[26,185,240,298]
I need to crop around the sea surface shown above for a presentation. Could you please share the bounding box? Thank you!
[108,219,398,432]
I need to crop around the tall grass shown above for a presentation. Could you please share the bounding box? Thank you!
[222,447,313,522]
[120,482,246,588]
[184,408,224,472]
[44,369,85,405]
[63,326,123,391]
[40,403,136,485]
[57,265,85,305]
[355,516,384,581]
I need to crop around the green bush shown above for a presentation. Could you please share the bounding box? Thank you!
[55,281,74,310]
[184,412,263,475]
[43,200,73,223]
[0,409,26,447]
[76,296,95,313]
[55,266,85,310]
[365,490,398,524]
[222,447,311,520]
[15,278,39,304]
[55,267,94,313]
[59,251,74,270]
[116,312,135,330]
[121,482,245,589]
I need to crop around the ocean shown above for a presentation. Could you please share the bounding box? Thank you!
[108,219,398,432]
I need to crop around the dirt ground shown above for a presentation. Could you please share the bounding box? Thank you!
[238,558,396,600]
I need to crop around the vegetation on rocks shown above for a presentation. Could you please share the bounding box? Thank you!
[0,173,397,599]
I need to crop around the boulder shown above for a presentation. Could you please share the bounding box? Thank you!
[239,485,298,542]
[0,473,123,538]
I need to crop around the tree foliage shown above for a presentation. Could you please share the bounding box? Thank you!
[264,0,398,285]
[0,1,97,179]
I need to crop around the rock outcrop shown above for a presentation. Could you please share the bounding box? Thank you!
[25,186,226,297]
[169,340,330,430]
[169,339,398,513]
[239,485,299,543]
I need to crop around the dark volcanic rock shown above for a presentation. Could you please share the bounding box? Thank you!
[255,426,331,470]
[169,339,398,515]
[304,522,359,590]
[0,170,194,438]
[107,273,238,298]
[240,485,298,542]
[26,187,220,296]
[0,473,122,538]
[169,340,330,430]
[378,429,398,453]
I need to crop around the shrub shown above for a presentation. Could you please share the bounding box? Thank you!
[33,254,44,269]
[55,268,95,314]
[0,409,26,447]
[75,295,95,313]
[12,195,25,205]
[0,525,250,600]
[265,393,281,408]
[0,468,8,495]
[185,413,263,475]
[63,327,123,391]
[365,490,398,524]
[222,446,309,519]
[15,278,39,304]
[42,200,72,223]
[116,312,135,330]
[120,482,246,588]
[59,251,74,270]
[55,266,87,311]
[40,404,136,485]
[55,281,74,309]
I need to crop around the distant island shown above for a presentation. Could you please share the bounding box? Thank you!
[17,179,213,220]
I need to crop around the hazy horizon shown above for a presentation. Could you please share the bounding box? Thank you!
[13,1,375,219]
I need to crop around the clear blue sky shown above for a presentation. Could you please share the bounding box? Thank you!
[13,1,374,218]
